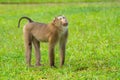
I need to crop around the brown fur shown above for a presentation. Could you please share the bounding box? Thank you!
[18,16,68,67]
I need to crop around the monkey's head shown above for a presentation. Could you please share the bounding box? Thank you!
[52,15,68,27]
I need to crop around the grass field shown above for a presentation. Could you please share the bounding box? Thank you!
[0,2,120,80]
[0,0,120,3]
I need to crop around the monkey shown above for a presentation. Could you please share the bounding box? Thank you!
[18,15,68,67]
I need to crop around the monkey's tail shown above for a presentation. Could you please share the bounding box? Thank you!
[18,16,33,28]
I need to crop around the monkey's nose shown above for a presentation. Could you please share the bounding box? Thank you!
[63,23,68,26]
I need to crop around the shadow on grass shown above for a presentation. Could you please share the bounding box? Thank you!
[75,66,88,71]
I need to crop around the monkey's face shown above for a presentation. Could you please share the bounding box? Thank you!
[57,15,68,27]
[53,15,68,27]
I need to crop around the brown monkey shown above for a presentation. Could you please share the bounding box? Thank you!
[18,15,68,67]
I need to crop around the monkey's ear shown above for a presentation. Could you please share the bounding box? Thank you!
[55,17,58,20]
[53,17,57,23]
[53,18,56,23]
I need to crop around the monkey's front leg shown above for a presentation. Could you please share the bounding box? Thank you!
[59,33,68,67]
[48,42,55,67]
[59,42,66,67]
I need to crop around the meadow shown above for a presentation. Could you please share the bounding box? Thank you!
[0,0,120,3]
[0,2,120,80]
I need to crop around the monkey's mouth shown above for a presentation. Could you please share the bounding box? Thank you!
[63,23,68,26]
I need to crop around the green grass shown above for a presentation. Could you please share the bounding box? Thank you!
[0,2,120,80]
[0,0,120,3]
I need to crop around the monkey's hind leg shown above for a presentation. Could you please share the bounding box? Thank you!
[24,31,32,67]
[32,38,41,66]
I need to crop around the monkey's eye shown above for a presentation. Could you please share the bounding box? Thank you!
[59,18,62,20]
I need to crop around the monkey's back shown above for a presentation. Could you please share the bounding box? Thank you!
[24,22,49,42]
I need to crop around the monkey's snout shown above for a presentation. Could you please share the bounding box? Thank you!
[63,23,68,26]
